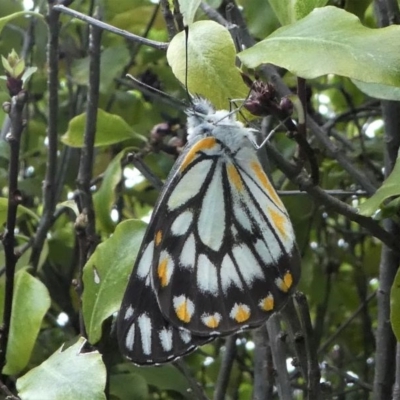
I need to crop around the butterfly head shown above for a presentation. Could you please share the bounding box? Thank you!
[186,97,246,143]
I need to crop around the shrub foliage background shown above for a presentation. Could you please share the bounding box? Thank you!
[0,0,400,399]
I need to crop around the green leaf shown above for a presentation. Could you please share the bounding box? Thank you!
[178,0,201,26]
[391,268,400,342]
[0,197,39,225]
[352,79,400,101]
[16,337,106,400]
[239,6,400,87]
[167,20,249,110]
[3,270,51,375]
[82,220,147,344]
[269,0,329,25]
[120,363,191,397]
[0,11,44,36]
[109,372,148,400]
[61,108,146,148]
[358,154,400,216]
[93,149,128,233]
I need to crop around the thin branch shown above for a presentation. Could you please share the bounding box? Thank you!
[319,291,376,355]
[0,91,27,373]
[52,4,168,50]
[252,325,273,400]
[174,360,210,400]
[264,141,399,252]
[266,314,293,400]
[29,1,60,271]
[294,292,321,400]
[213,336,236,400]
[75,8,102,337]
[127,153,164,191]
[307,118,377,195]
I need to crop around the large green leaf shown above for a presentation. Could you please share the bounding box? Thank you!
[3,270,51,375]
[352,79,400,101]
[61,109,146,148]
[16,337,106,400]
[358,154,400,216]
[239,6,400,87]
[269,0,329,25]
[167,20,249,110]
[178,0,201,26]
[82,220,147,344]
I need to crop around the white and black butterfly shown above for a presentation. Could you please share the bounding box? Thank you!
[117,97,301,365]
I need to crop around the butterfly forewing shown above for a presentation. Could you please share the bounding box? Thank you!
[151,124,301,336]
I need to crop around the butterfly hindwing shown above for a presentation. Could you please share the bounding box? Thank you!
[117,194,214,364]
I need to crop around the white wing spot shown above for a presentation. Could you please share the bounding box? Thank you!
[124,305,135,320]
[171,211,194,236]
[125,324,135,350]
[232,244,264,286]
[168,160,213,210]
[179,329,192,344]
[220,254,243,293]
[180,234,196,269]
[254,239,274,266]
[198,163,225,251]
[158,328,173,352]
[138,314,152,355]
[136,241,154,284]
[197,254,219,294]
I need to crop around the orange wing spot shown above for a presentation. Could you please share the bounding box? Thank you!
[269,208,287,239]
[283,271,293,290]
[202,314,221,328]
[251,161,283,207]
[259,294,274,311]
[276,272,293,293]
[227,164,243,191]
[155,230,163,246]
[231,304,251,323]
[180,137,217,171]
[176,301,192,323]
[157,258,168,287]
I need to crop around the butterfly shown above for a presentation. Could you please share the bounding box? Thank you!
[117,97,301,365]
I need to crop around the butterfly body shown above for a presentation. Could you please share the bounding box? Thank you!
[117,98,300,365]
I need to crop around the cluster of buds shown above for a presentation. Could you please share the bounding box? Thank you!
[1,49,36,96]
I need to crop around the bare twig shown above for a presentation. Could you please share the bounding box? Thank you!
[294,292,321,400]
[213,336,236,400]
[319,291,376,355]
[252,325,273,400]
[75,9,102,337]
[30,1,60,271]
[0,91,27,372]
[53,4,168,50]
[266,315,293,400]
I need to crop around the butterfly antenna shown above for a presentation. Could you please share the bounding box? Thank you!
[126,74,186,109]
